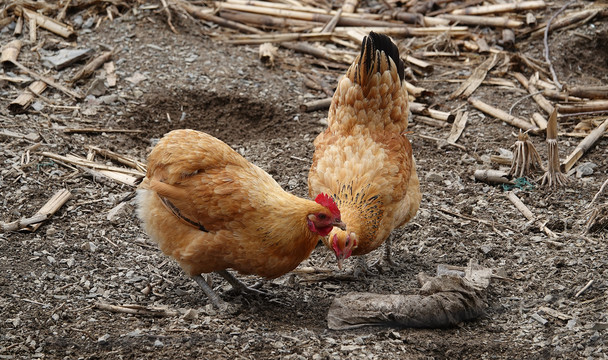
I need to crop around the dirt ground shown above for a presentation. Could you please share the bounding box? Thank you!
[1,2,608,359]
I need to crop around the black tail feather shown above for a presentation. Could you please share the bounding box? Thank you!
[360,32,405,82]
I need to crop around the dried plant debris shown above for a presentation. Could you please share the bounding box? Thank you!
[539,109,568,188]
[585,204,608,233]
[509,131,543,178]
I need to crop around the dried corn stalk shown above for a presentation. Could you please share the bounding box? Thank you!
[539,109,568,187]
[509,131,543,178]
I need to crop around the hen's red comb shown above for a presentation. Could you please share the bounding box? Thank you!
[315,193,340,218]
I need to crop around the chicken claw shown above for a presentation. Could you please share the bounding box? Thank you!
[192,274,229,311]
[218,270,269,297]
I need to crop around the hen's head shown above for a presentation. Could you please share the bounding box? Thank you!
[307,193,346,237]
[330,231,358,270]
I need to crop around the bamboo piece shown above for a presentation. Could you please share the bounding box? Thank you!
[507,191,557,238]
[512,72,555,116]
[418,134,466,150]
[449,54,498,99]
[21,189,72,232]
[557,100,608,114]
[1,39,22,65]
[473,169,514,185]
[561,118,608,173]
[338,26,469,43]
[9,60,83,99]
[70,50,114,83]
[539,109,567,187]
[565,86,608,100]
[452,1,546,15]
[8,80,47,114]
[490,155,512,166]
[438,14,523,28]
[21,8,75,39]
[447,111,468,144]
[468,97,538,132]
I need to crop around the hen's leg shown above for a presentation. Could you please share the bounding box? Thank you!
[192,275,227,310]
[383,236,399,267]
[352,255,374,278]
[217,270,267,296]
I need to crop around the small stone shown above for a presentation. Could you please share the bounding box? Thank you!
[97,334,110,344]
[153,339,163,347]
[425,171,443,183]
[82,242,97,252]
[182,309,198,321]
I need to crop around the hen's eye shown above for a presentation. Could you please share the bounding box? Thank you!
[345,239,350,247]
[318,214,327,220]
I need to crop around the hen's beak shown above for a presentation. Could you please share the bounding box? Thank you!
[337,257,344,270]
[333,219,347,230]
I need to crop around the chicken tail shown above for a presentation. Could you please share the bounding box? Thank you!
[330,31,409,133]
[348,31,405,86]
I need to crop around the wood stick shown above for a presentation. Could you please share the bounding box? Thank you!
[178,1,262,34]
[412,115,449,128]
[1,213,49,232]
[447,111,468,144]
[418,134,466,150]
[88,145,147,173]
[8,80,47,114]
[557,100,608,114]
[218,3,404,27]
[438,14,523,28]
[565,86,608,100]
[561,118,608,173]
[219,10,318,30]
[21,8,75,39]
[574,279,594,298]
[474,169,514,185]
[449,54,498,99]
[94,302,180,317]
[452,1,546,15]
[9,60,83,99]
[542,89,584,102]
[468,97,538,132]
[227,32,334,45]
[529,9,600,39]
[531,112,548,131]
[507,191,557,238]
[42,152,145,176]
[300,97,332,112]
[512,72,555,116]
[1,39,22,65]
[410,102,455,123]
[70,50,114,83]
[22,189,72,232]
[63,128,143,134]
[341,0,358,13]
